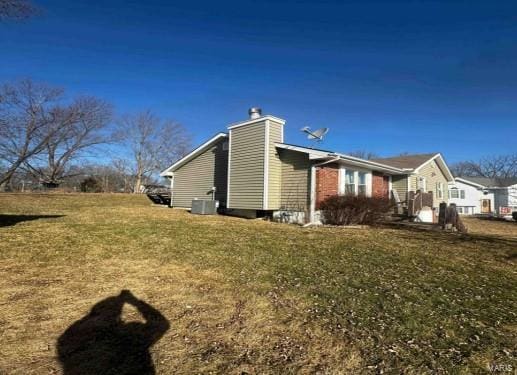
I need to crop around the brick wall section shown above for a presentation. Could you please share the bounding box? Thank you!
[316,164,339,208]
[372,172,389,199]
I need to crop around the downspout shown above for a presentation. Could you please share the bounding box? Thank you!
[169,173,174,208]
[309,157,340,224]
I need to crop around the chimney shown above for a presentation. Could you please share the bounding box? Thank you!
[227,108,285,210]
[248,107,262,119]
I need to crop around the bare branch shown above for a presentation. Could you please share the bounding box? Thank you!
[450,154,517,179]
[116,110,191,193]
[26,96,113,186]
[0,79,64,189]
[347,150,379,160]
[0,0,38,20]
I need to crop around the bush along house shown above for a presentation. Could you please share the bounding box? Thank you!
[161,108,454,224]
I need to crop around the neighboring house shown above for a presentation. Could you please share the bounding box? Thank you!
[161,109,454,223]
[452,176,517,217]
[447,178,494,215]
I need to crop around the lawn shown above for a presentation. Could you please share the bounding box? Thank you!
[0,194,516,374]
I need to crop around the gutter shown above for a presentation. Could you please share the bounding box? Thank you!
[275,143,406,174]
[328,153,406,174]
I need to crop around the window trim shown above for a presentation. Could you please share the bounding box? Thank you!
[417,176,427,192]
[436,182,444,199]
[339,167,372,197]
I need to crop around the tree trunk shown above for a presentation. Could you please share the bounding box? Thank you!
[0,165,20,191]
[134,174,142,194]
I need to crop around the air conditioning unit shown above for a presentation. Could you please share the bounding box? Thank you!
[191,199,218,215]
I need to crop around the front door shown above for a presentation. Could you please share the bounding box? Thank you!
[481,199,491,213]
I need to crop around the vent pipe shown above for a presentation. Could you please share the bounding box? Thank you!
[248,107,262,119]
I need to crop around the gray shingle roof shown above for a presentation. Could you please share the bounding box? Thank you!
[458,176,517,188]
[370,153,438,170]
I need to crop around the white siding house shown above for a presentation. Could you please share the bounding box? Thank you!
[448,178,494,215]
[451,177,517,218]
[492,183,517,218]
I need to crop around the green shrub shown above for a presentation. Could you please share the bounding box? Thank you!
[319,195,393,226]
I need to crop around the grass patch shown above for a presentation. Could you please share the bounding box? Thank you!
[0,193,516,374]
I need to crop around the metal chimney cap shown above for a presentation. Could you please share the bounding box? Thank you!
[248,107,262,119]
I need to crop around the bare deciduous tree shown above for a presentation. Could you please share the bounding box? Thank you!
[0,79,65,190]
[477,154,517,179]
[0,0,37,20]
[23,96,113,187]
[347,150,379,160]
[118,110,190,193]
[449,161,480,177]
[111,157,133,193]
[450,154,517,178]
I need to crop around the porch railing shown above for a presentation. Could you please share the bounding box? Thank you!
[407,190,433,217]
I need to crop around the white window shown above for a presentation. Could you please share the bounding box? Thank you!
[457,207,463,214]
[341,169,371,197]
[417,177,427,191]
[436,182,444,199]
[358,172,367,196]
[345,170,355,195]
[450,188,459,199]
[460,190,465,199]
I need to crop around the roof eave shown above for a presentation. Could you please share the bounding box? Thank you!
[275,143,405,174]
[453,177,487,189]
[160,132,228,176]
[413,153,454,182]
[329,154,405,174]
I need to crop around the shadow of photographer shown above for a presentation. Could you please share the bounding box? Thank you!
[57,290,170,375]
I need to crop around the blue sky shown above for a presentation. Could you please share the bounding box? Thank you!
[2,0,517,163]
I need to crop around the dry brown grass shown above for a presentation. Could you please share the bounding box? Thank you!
[462,216,517,238]
[0,194,360,374]
[0,193,516,374]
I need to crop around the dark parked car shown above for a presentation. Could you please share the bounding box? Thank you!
[144,185,171,206]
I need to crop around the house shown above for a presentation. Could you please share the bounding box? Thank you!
[160,108,454,223]
[447,177,494,215]
[370,153,454,210]
[451,177,517,217]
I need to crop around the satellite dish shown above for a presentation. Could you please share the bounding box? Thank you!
[300,126,329,142]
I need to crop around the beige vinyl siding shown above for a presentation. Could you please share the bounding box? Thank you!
[172,139,228,208]
[410,159,449,206]
[391,175,409,202]
[267,121,283,209]
[228,121,265,209]
[279,149,311,211]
